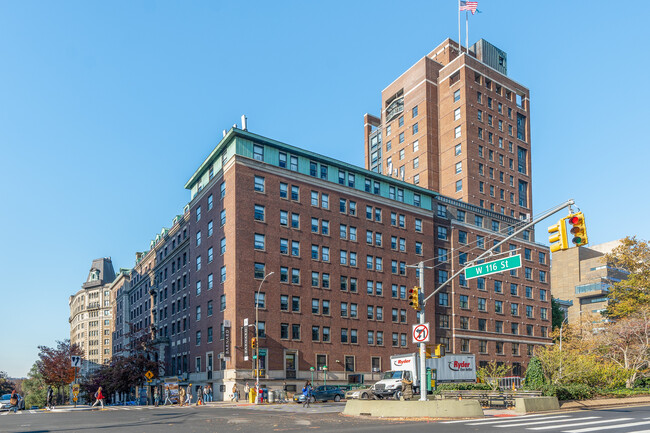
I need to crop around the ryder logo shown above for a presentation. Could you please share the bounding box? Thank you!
[393,358,411,367]
[448,360,472,371]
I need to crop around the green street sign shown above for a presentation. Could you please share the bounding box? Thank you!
[465,254,522,280]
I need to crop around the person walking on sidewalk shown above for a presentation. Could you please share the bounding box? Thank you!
[163,386,172,405]
[185,384,192,405]
[8,390,19,414]
[179,386,186,407]
[231,383,239,402]
[92,386,105,409]
[153,387,159,407]
[302,381,312,408]
[244,382,250,402]
[202,386,208,403]
[46,385,54,410]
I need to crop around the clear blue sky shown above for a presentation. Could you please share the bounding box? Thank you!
[1,1,648,378]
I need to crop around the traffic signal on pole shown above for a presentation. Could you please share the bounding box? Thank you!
[434,344,446,358]
[567,212,588,247]
[408,287,421,311]
[251,337,257,350]
[548,217,569,253]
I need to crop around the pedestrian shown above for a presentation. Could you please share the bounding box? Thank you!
[46,385,54,410]
[163,386,172,405]
[401,373,413,400]
[231,383,239,402]
[196,386,203,406]
[208,385,213,402]
[202,386,208,403]
[185,384,192,405]
[302,381,312,408]
[244,382,250,402]
[179,386,186,407]
[8,390,19,414]
[92,386,105,409]
[153,387,159,407]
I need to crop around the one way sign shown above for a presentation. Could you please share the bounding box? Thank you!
[70,356,81,368]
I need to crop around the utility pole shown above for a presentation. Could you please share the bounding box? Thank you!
[418,261,427,402]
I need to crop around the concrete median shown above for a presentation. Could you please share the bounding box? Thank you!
[514,396,560,413]
[343,399,484,418]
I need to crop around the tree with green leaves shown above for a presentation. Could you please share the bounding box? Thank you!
[0,371,15,394]
[605,236,650,319]
[524,357,546,390]
[21,363,47,408]
[551,298,566,330]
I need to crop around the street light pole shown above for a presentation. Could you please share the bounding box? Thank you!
[255,271,274,404]
[559,315,569,381]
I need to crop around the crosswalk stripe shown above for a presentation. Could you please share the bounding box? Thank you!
[443,414,549,424]
[466,415,571,426]
[565,420,650,433]
[529,418,634,431]
[495,416,600,428]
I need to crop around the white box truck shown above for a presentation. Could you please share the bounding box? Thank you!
[371,353,476,398]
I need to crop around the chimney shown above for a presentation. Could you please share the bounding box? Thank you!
[241,115,247,131]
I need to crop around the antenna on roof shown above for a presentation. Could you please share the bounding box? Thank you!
[241,115,247,131]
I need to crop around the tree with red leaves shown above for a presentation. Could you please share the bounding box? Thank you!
[36,340,83,404]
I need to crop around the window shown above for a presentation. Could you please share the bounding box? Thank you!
[255,292,266,309]
[254,234,265,250]
[415,218,422,232]
[454,89,460,102]
[311,191,319,206]
[255,176,264,192]
[280,183,288,198]
[458,230,467,244]
[280,267,288,283]
[289,155,298,171]
[437,226,448,240]
[220,266,226,282]
[454,107,461,120]
[196,256,202,271]
[220,209,226,226]
[292,296,300,312]
[254,205,265,222]
[460,295,469,309]
[412,105,418,117]
[478,298,486,311]
[254,262,265,279]
[439,292,449,307]
[291,185,299,201]
[399,132,405,143]
[291,268,300,284]
[511,303,519,316]
[454,125,461,138]
[253,144,264,161]
[291,213,299,229]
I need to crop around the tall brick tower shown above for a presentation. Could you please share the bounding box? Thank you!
[364,38,532,226]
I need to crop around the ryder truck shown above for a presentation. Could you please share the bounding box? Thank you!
[371,353,476,398]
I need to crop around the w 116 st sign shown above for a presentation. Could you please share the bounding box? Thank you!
[464,254,522,280]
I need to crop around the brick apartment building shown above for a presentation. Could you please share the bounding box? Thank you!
[364,38,532,221]
[106,38,550,398]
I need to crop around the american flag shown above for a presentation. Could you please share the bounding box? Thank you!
[460,1,478,14]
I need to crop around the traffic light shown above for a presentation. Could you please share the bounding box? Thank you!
[251,337,257,350]
[434,344,446,358]
[567,212,588,247]
[548,217,569,253]
[408,287,421,311]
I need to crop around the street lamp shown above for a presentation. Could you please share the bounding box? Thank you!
[323,365,328,387]
[559,315,569,381]
[255,271,274,404]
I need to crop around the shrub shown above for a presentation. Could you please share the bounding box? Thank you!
[553,384,593,401]
[435,383,492,391]
[524,357,546,390]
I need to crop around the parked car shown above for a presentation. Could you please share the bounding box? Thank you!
[345,387,372,400]
[0,394,25,411]
[293,385,345,403]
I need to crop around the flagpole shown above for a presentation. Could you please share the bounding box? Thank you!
[458,0,461,54]
[466,11,468,55]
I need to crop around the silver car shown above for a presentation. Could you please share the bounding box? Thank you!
[0,394,25,411]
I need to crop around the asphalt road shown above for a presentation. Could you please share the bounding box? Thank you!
[2,403,650,433]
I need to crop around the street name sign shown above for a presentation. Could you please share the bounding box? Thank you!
[464,254,522,280]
